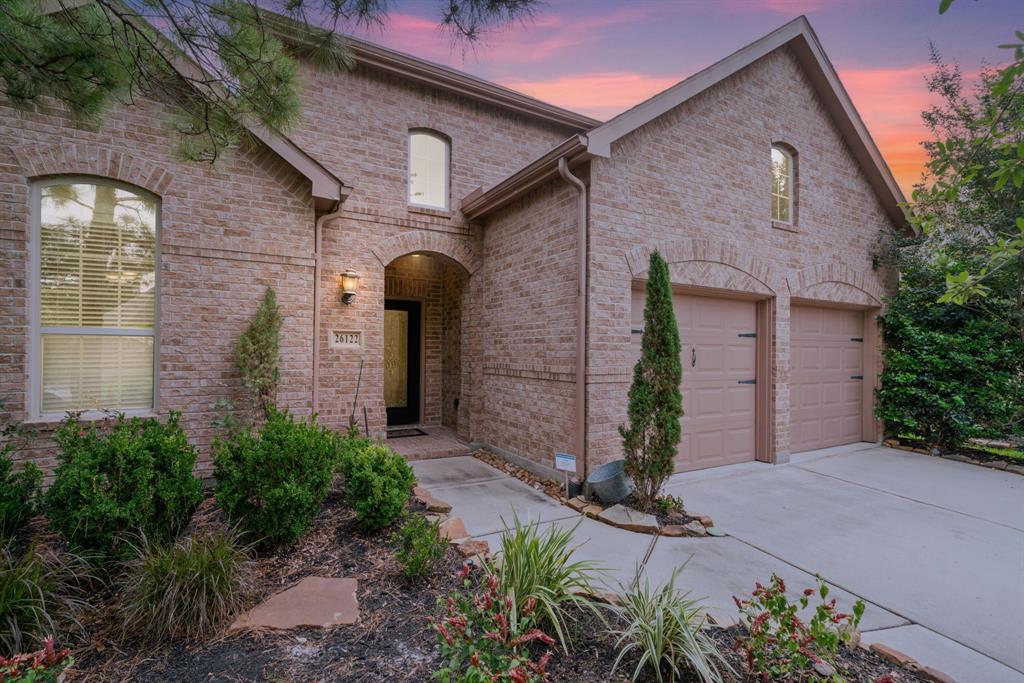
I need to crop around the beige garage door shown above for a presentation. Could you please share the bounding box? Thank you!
[790,305,864,453]
[631,290,757,472]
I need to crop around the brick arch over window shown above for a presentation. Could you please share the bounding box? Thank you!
[625,238,779,295]
[787,263,883,307]
[12,143,176,196]
[372,230,480,275]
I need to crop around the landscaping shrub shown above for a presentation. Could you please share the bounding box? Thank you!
[119,528,254,642]
[733,574,864,680]
[433,565,554,682]
[0,455,40,543]
[214,407,338,548]
[235,286,282,421]
[620,250,683,508]
[343,444,414,532]
[487,517,598,651]
[0,543,93,656]
[393,514,447,580]
[45,412,203,560]
[610,566,730,683]
[0,637,73,683]
[336,426,372,473]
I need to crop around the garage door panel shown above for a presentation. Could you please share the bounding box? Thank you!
[791,306,864,453]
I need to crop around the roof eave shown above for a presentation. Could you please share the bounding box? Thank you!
[461,135,591,219]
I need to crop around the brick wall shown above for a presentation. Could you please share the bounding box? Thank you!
[585,45,897,467]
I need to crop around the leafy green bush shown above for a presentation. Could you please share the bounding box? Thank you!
[45,413,203,560]
[393,514,447,580]
[0,637,74,683]
[734,574,863,681]
[336,427,372,473]
[620,251,683,508]
[342,444,414,532]
[487,517,598,651]
[213,407,338,547]
[0,543,93,656]
[235,287,282,421]
[0,456,40,543]
[611,567,729,683]
[119,528,253,642]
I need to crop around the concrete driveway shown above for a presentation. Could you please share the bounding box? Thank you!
[412,443,1024,682]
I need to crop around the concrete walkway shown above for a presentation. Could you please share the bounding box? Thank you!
[412,444,1024,683]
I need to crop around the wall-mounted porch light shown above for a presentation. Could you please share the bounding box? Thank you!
[340,269,360,304]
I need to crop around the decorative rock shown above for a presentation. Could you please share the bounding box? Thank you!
[1006,463,1024,476]
[439,517,469,541]
[598,504,659,534]
[456,540,489,558]
[698,516,714,528]
[567,497,588,512]
[869,642,917,668]
[413,485,453,513]
[919,666,957,683]
[582,504,603,519]
[682,520,707,537]
[705,526,727,537]
[230,577,358,632]
[660,525,686,537]
[813,661,836,677]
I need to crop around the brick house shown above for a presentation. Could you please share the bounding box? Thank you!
[1,16,903,482]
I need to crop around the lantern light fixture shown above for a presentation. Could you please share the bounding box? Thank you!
[340,269,360,304]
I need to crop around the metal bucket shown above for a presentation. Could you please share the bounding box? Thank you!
[586,459,634,504]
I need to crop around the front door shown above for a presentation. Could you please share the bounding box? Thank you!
[384,300,422,425]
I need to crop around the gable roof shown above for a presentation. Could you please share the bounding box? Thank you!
[462,16,907,226]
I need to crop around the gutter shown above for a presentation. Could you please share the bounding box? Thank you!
[557,157,589,484]
[311,193,350,415]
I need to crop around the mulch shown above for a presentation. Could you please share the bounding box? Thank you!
[66,480,924,682]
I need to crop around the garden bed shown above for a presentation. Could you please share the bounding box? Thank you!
[886,437,1024,474]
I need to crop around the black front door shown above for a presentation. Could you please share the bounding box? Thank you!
[384,299,421,425]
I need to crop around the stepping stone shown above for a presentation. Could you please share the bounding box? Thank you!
[705,526,727,537]
[457,539,489,558]
[440,516,469,541]
[683,520,707,537]
[230,576,358,632]
[598,504,659,534]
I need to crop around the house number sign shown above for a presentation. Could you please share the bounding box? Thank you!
[330,330,362,349]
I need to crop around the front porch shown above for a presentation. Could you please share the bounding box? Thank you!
[386,425,471,460]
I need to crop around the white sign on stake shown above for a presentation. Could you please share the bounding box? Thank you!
[554,452,576,472]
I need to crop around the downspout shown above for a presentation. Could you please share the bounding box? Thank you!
[558,157,588,484]
[312,197,347,415]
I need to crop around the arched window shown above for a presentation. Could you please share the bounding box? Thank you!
[30,178,158,417]
[771,145,795,224]
[408,130,450,210]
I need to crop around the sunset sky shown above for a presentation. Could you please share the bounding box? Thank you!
[350,0,1024,197]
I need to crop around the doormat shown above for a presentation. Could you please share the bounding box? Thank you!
[387,428,427,439]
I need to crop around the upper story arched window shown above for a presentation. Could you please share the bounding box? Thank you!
[771,144,795,224]
[30,177,158,418]
[408,130,450,210]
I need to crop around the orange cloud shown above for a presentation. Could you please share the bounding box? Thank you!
[500,72,685,121]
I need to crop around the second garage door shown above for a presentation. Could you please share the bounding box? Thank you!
[790,305,864,453]
[631,290,757,472]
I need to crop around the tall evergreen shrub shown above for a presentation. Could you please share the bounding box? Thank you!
[236,287,282,420]
[619,251,683,508]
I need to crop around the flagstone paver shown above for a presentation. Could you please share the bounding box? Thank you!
[230,577,358,632]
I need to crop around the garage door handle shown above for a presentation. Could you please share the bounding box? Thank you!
[851,375,863,380]
[691,347,696,367]
[737,379,756,385]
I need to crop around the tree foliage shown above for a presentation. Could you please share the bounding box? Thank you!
[235,286,282,421]
[619,251,682,508]
[0,0,540,162]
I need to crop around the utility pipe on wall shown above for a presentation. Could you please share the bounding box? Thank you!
[557,157,588,483]
[312,202,345,415]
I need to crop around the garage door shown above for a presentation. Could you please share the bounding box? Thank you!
[631,290,757,472]
[790,305,863,453]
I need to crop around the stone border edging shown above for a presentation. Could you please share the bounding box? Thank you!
[884,440,1024,476]
[867,642,958,683]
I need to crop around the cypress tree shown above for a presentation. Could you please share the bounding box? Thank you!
[236,287,282,420]
[619,251,683,508]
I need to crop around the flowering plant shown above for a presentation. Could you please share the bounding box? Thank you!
[733,574,864,681]
[0,636,73,683]
[431,563,554,682]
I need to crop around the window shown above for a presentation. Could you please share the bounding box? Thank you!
[31,179,158,417]
[771,145,794,223]
[408,130,450,210]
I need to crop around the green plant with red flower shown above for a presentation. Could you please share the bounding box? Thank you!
[0,636,73,682]
[431,563,554,682]
[733,574,864,682]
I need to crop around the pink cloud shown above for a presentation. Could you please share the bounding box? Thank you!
[499,72,684,121]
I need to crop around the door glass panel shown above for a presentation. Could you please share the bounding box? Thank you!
[384,309,408,408]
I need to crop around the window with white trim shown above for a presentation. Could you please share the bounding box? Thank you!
[31,179,158,417]
[771,145,794,223]
[408,130,450,210]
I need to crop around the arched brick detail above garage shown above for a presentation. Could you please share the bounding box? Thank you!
[372,230,480,275]
[787,262,883,307]
[12,143,176,196]
[625,238,779,295]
